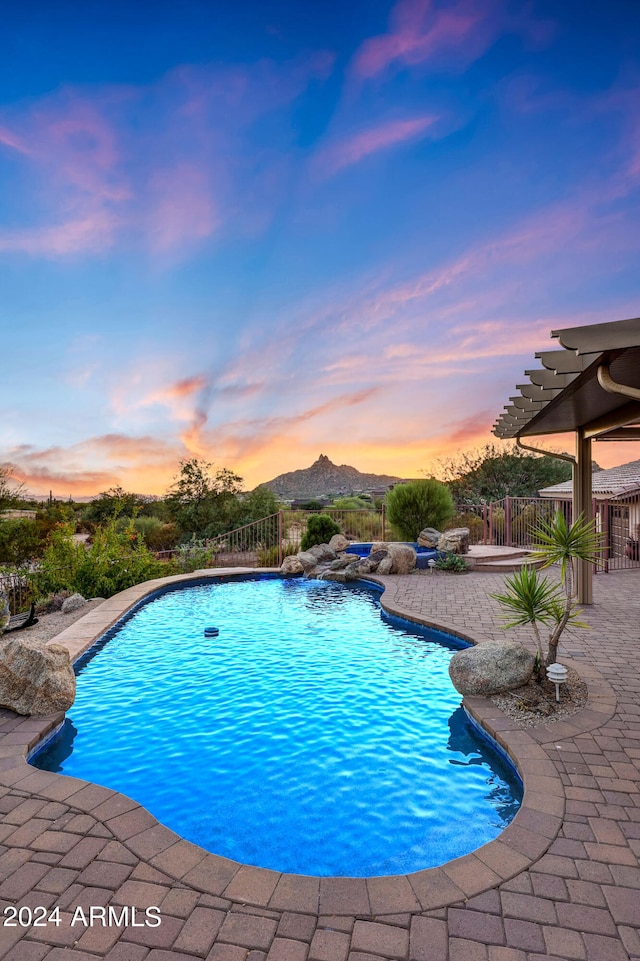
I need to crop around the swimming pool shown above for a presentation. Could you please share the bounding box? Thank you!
[33,576,522,876]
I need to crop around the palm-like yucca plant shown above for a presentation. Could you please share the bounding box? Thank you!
[492,510,602,667]
[492,565,562,664]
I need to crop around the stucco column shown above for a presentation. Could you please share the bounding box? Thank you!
[574,427,593,604]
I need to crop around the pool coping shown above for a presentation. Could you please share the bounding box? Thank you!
[0,568,618,917]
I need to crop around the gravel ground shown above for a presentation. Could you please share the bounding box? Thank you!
[18,598,105,644]
[491,667,587,727]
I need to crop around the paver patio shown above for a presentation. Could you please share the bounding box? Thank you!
[0,567,638,960]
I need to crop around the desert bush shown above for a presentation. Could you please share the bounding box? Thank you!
[326,509,382,542]
[330,496,371,510]
[0,519,41,565]
[35,590,73,614]
[450,511,485,544]
[300,514,341,551]
[37,521,170,598]
[489,506,505,542]
[385,480,454,541]
[435,553,469,573]
[133,516,181,552]
[257,542,297,567]
[171,538,214,573]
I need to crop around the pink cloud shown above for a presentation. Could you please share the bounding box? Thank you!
[146,164,219,252]
[0,53,334,259]
[445,410,496,444]
[351,0,497,79]
[315,115,438,175]
[0,125,31,155]
[0,211,121,256]
[153,375,209,402]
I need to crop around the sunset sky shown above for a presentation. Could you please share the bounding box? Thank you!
[2,0,639,497]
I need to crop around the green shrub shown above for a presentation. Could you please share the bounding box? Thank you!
[257,542,297,567]
[300,514,341,551]
[435,553,469,573]
[0,519,41,565]
[450,511,485,544]
[490,506,505,540]
[330,496,371,510]
[133,516,180,552]
[326,509,383,542]
[36,521,170,598]
[174,538,214,573]
[385,480,454,541]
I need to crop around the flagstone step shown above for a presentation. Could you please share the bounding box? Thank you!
[466,545,545,572]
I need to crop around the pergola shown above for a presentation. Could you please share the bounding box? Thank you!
[493,316,640,603]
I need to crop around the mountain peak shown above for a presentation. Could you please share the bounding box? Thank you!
[263,456,403,499]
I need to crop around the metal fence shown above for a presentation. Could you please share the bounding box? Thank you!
[455,494,640,572]
[172,509,388,569]
[160,499,640,573]
[7,499,636,592]
[0,570,37,615]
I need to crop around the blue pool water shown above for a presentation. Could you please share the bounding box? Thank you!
[33,577,522,877]
[348,542,441,566]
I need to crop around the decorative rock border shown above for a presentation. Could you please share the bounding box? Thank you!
[0,568,617,918]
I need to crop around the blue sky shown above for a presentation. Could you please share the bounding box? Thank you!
[1,0,639,496]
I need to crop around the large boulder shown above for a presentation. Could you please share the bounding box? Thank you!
[368,549,388,567]
[296,550,321,572]
[61,593,87,614]
[448,640,535,696]
[370,542,417,574]
[438,528,470,554]
[307,544,337,562]
[320,570,347,583]
[417,527,441,548]
[0,637,76,716]
[329,553,360,570]
[343,562,362,581]
[329,533,350,553]
[281,555,304,575]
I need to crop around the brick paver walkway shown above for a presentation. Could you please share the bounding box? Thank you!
[0,568,638,960]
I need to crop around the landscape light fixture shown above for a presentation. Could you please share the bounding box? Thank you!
[546,662,568,702]
[428,558,437,573]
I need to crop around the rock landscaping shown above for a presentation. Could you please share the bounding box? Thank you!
[448,638,535,695]
[280,539,419,580]
[0,634,76,715]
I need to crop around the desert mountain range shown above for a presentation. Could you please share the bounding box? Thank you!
[263,454,404,500]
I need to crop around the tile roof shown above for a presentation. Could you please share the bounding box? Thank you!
[540,458,640,496]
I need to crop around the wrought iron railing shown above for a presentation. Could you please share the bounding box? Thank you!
[458,493,640,572]
[0,569,37,615]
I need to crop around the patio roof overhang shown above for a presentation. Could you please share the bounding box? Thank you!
[493,317,640,442]
[493,316,640,604]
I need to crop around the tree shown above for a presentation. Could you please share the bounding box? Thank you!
[166,459,242,537]
[385,480,454,541]
[492,511,602,668]
[83,486,141,525]
[438,443,573,504]
[235,486,281,526]
[0,519,40,565]
[0,466,27,512]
